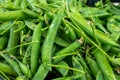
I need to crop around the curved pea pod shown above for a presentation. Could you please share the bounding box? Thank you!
[0,10,39,21]
[42,9,64,70]
[0,37,8,51]
[86,57,104,80]
[53,40,82,64]
[32,64,49,80]
[0,54,23,76]
[79,7,111,18]
[55,61,69,76]
[70,11,119,47]
[15,58,31,79]
[72,56,86,80]
[0,62,17,76]
[7,24,20,55]
[30,22,42,75]
[93,49,116,80]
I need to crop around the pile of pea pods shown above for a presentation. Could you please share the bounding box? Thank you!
[0,0,120,80]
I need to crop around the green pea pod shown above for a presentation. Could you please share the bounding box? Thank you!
[0,37,8,51]
[86,57,104,80]
[42,9,64,70]
[0,62,17,76]
[69,11,119,47]
[0,10,39,21]
[54,37,70,47]
[32,64,49,80]
[7,24,19,55]
[93,49,116,80]
[55,61,69,76]
[31,22,42,75]
[53,40,82,64]
[15,58,31,79]
[79,7,111,18]
[72,55,86,80]
[64,21,76,41]
[0,54,23,76]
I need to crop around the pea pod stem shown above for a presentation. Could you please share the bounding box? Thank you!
[0,62,17,76]
[48,64,85,73]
